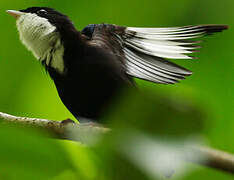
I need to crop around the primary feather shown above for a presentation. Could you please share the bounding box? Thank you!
[82,24,227,84]
[122,25,228,84]
[83,24,227,85]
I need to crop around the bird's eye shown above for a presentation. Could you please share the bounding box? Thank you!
[37,9,47,15]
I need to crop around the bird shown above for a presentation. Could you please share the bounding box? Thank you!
[7,7,228,122]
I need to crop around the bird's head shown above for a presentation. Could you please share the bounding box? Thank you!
[7,7,74,73]
[7,7,73,33]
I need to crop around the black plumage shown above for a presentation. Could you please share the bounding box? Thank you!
[15,7,228,121]
[81,24,96,39]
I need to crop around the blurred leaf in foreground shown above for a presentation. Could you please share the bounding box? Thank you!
[93,89,207,179]
[0,88,207,180]
[0,124,74,180]
[106,88,205,137]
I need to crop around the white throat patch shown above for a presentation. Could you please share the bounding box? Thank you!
[16,13,65,74]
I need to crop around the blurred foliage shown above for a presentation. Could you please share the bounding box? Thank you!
[0,0,233,179]
[0,93,207,180]
[105,89,205,137]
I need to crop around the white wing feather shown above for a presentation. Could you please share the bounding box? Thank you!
[123,25,227,84]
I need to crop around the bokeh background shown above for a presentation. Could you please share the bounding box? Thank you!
[0,0,233,179]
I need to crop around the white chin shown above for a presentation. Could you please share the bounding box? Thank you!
[16,13,65,74]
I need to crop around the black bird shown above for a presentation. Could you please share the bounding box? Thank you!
[7,7,228,121]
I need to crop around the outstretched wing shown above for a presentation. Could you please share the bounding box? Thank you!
[82,24,228,84]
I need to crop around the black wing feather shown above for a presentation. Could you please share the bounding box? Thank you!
[87,24,228,84]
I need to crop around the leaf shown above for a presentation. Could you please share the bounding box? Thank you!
[0,125,73,180]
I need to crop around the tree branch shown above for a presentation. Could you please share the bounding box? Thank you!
[189,146,234,174]
[0,111,67,138]
[0,111,109,140]
[0,111,234,175]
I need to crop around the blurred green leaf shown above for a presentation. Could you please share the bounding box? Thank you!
[0,124,73,179]
[105,89,205,137]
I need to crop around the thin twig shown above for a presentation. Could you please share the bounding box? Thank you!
[0,111,66,138]
[0,111,109,139]
[0,111,234,175]
[189,146,234,174]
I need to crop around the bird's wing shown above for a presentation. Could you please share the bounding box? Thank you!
[82,24,228,84]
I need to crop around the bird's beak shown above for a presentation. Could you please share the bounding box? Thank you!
[6,10,24,19]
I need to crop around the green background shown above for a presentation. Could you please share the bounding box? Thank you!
[0,0,233,179]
